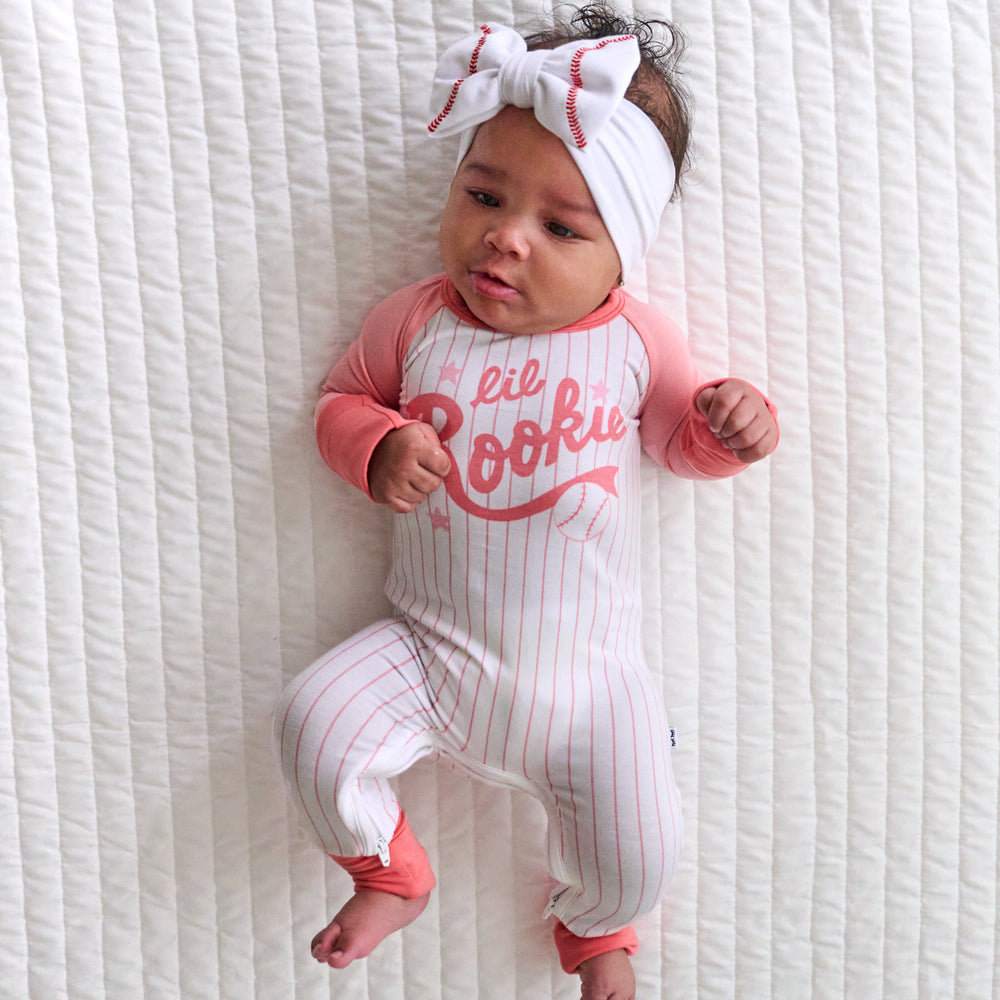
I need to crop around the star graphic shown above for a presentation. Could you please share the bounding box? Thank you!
[439,361,462,384]
[429,507,451,531]
[590,380,610,404]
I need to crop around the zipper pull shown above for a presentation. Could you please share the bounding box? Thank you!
[544,886,568,918]
[376,836,391,867]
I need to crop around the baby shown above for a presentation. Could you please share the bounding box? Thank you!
[274,5,778,999]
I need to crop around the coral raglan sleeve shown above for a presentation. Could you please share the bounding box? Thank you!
[314,275,443,501]
[627,295,778,480]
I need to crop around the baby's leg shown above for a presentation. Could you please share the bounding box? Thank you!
[311,812,435,968]
[554,921,638,1000]
[273,618,438,966]
[578,949,636,1000]
[536,669,682,997]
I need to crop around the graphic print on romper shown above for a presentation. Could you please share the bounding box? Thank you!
[403,326,629,540]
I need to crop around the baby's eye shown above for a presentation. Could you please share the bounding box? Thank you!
[470,190,499,208]
[546,221,579,239]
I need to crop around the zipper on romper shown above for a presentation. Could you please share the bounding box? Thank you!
[544,886,569,918]
[376,835,391,867]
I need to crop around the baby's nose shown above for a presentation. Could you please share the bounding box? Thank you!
[485,219,530,258]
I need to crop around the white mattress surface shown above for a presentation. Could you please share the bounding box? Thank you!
[2,1,998,998]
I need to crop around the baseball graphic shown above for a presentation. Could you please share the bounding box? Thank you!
[553,482,613,541]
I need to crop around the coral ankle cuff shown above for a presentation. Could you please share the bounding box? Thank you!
[330,812,436,899]
[552,920,639,974]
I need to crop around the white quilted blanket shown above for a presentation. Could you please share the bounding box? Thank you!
[2,1,998,998]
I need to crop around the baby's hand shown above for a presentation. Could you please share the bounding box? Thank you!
[695,380,778,464]
[368,422,451,513]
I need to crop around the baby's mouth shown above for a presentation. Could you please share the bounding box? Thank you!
[470,270,519,300]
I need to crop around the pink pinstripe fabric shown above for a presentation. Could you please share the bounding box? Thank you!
[274,276,753,937]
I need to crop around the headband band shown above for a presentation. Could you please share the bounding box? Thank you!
[427,22,675,277]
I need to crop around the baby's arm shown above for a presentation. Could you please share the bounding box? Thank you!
[694,379,778,465]
[314,276,447,504]
[626,296,778,478]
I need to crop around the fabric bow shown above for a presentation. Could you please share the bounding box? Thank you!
[428,22,640,150]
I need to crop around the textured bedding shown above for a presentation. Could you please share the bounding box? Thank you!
[2,1,998,998]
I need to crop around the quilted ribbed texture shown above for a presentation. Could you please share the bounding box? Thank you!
[1,1,997,998]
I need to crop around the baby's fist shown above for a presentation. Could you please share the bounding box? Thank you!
[696,380,777,464]
[368,422,451,513]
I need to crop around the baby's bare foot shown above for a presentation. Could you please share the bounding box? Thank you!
[311,889,431,969]
[578,948,636,1000]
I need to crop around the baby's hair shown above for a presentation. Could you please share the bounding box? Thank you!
[521,2,691,200]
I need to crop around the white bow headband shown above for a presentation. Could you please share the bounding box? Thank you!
[427,22,675,277]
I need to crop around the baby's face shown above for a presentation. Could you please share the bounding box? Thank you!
[439,106,622,335]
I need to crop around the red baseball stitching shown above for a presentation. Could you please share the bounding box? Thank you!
[428,25,493,134]
[564,35,633,149]
[429,79,465,133]
[468,23,491,73]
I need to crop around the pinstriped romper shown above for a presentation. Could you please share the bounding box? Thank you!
[275,274,745,938]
